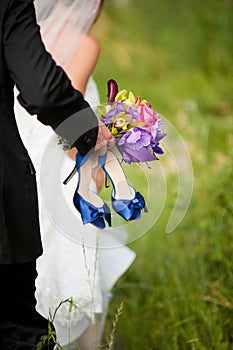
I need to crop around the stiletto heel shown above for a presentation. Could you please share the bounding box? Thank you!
[105,173,110,188]
[99,148,147,221]
[64,152,111,229]
[63,166,77,185]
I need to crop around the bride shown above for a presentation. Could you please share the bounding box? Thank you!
[14,0,135,349]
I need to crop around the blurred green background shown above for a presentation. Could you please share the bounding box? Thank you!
[92,0,233,349]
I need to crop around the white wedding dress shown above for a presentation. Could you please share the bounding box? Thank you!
[14,76,135,349]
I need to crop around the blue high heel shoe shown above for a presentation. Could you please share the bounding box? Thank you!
[63,152,111,229]
[98,149,147,222]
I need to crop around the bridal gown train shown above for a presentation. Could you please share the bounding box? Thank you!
[14,76,135,348]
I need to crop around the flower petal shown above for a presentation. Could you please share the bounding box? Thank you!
[107,79,118,103]
[115,89,128,102]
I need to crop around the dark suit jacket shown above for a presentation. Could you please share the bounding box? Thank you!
[0,0,98,264]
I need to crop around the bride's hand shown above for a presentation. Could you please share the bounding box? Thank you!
[66,121,114,158]
[94,120,115,156]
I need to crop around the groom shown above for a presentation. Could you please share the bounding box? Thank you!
[0,0,114,349]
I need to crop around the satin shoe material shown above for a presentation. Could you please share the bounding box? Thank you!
[99,152,147,222]
[73,192,111,228]
[112,191,147,221]
[66,152,112,229]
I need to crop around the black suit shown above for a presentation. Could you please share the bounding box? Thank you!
[0,0,98,348]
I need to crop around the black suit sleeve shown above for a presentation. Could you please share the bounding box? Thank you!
[3,0,98,155]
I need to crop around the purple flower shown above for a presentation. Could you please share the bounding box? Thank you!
[116,140,159,164]
[151,139,164,154]
[105,103,128,125]
[150,117,166,154]
[118,127,151,151]
[127,106,139,120]
[151,118,164,138]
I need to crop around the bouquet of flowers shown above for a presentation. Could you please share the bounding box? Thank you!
[97,79,166,164]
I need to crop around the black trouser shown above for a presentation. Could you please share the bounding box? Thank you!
[0,261,56,349]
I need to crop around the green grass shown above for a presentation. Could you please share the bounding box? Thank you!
[92,0,233,348]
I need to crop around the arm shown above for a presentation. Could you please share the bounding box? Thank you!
[64,35,100,161]
[65,35,101,94]
[3,0,98,155]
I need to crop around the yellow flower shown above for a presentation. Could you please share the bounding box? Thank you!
[111,126,119,136]
[128,91,136,103]
[115,89,128,102]
[114,117,128,130]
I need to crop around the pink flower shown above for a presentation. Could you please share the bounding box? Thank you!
[136,103,158,128]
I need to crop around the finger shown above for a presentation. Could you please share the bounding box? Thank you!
[106,130,114,140]
[107,137,116,149]
[96,147,108,156]
[94,145,107,156]
[94,140,108,155]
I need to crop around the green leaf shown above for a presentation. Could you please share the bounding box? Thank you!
[96,105,107,116]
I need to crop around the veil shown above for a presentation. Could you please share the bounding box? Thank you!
[34,0,102,68]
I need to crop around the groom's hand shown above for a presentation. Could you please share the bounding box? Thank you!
[94,120,115,155]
